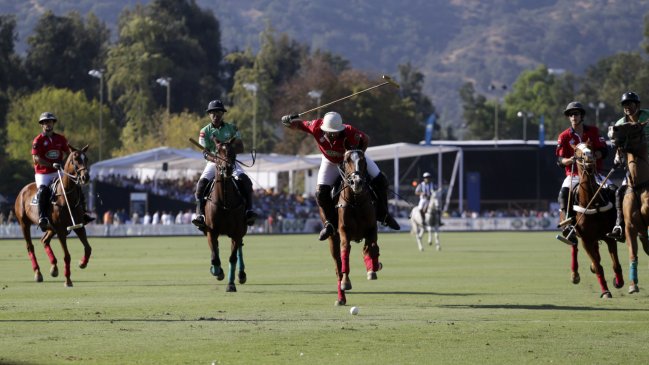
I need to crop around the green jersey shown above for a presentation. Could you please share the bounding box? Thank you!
[614,109,649,150]
[198,122,241,153]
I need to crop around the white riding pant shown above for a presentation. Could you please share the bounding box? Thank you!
[561,174,610,189]
[35,172,58,187]
[199,162,246,180]
[316,155,380,186]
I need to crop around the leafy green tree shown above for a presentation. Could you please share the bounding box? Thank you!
[24,11,109,94]
[159,111,205,149]
[459,82,492,140]
[0,15,24,147]
[6,87,117,164]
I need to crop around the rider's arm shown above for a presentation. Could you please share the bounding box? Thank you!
[33,154,54,168]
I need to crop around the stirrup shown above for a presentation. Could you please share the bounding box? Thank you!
[192,215,206,228]
[245,210,257,226]
[83,214,95,224]
[319,222,334,241]
[606,226,625,242]
[382,215,401,230]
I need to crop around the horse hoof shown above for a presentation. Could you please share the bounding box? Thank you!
[34,272,43,282]
[571,272,580,285]
[50,266,58,278]
[436,245,441,251]
[238,271,247,284]
[79,258,89,269]
[367,271,377,280]
[600,291,612,299]
[210,266,225,281]
[629,285,640,294]
[64,280,73,288]
[614,278,624,289]
[341,280,352,291]
[335,300,346,306]
[225,284,236,292]
[590,264,596,274]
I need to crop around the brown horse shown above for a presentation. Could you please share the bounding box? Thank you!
[14,144,92,287]
[570,142,623,298]
[608,121,649,294]
[329,149,380,306]
[203,139,247,292]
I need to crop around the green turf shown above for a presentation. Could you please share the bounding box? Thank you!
[1,232,649,364]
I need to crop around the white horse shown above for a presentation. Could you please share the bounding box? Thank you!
[410,189,443,251]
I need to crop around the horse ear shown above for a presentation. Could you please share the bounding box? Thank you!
[81,144,89,153]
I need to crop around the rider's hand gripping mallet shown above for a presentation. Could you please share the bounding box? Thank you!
[290,75,400,118]
[56,165,84,231]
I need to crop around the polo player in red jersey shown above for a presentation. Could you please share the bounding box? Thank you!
[281,111,400,241]
[32,112,94,231]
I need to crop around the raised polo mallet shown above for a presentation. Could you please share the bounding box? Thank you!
[295,75,400,117]
[55,165,84,231]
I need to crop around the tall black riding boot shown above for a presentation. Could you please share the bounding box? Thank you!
[606,185,626,243]
[316,184,337,241]
[370,173,400,230]
[36,185,51,232]
[237,174,258,226]
[191,178,210,229]
[558,187,577,245]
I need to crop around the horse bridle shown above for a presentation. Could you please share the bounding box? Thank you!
[338,150,368,193]
[60,151,88,185]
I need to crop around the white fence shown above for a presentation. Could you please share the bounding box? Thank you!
[1,216,558,239]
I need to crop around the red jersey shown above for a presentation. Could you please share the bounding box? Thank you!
[295,118,369,163]
[32,132,70,174]
[555,125,607,176]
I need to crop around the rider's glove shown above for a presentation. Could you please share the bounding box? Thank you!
[281,114,298,127]
[52,163,61,170]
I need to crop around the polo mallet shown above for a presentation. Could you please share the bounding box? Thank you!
[556,167,616,245]
[56,166,84,231]
[294,75,400,118]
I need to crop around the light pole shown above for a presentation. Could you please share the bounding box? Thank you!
[243,83,259,149]
[588,102,605,129]
[156,77,171,115]
[307,90,323,118]
[489,84,507,143]
[88,69,104,160]
[517,111,533,141]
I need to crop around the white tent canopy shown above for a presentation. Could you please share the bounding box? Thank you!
[90,143,464,211]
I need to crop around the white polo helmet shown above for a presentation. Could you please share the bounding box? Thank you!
[423,172,431,178]
[321,112,344,132]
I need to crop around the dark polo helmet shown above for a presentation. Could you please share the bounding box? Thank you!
[38,112,57,124]
[206,100,227,113]
[563,101,585,116]
[620,92,640,105]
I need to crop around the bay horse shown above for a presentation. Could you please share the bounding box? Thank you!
[410,189,442,252]
[569,142,623,298]
[14,144,93,287]
[203,138,247,292]
[608,121,649,294]
[329,149,381,306]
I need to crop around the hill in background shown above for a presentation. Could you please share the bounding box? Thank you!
[3,0,649,134]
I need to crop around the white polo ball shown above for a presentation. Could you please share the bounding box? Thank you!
[350,306,359,315]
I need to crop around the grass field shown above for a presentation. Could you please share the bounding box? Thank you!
[1,231,649,364]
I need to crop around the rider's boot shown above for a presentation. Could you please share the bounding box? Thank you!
[315,184,337,241]
[558,187,577,245]
[78,189,95,224]
[191,178,210,229]
[606,185,626,243]
[36,185,51,232]
[237,174,258,226]
[370,173,400,230]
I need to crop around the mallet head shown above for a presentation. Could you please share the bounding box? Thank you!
[382,75,400,89]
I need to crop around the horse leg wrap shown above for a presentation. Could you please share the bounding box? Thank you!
[363,255,373,272]
[596,273,609,293]
[341,246,350,273]
[28,251,39,271]
[44,245,56,265]
[630,259,638,284]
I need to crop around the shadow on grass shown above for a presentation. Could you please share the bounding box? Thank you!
[440,304,649,312]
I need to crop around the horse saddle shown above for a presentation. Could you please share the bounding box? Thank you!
[30,179,60,205]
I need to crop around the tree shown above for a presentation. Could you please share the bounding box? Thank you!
[0,15,24,148]
[6,87,117,164]
[459,82,492,140]
[24,11,109,94]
